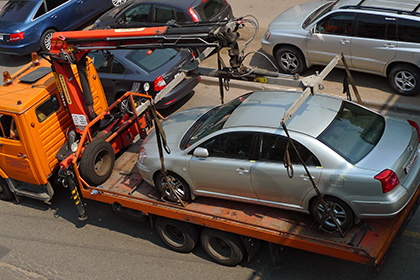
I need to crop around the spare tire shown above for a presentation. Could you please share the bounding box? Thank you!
[80,140,115,186]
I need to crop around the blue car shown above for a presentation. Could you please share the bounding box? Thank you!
[0,0,125,55]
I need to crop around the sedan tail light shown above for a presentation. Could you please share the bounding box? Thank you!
[10,31,24,41]
[408,120,420,142]
[188,7,200,22]
[154,75,167,91]
[374,169,400,193]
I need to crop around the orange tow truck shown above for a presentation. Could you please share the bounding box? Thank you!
[1,19,420,269]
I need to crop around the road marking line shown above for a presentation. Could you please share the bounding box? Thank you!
[402,230,420,239]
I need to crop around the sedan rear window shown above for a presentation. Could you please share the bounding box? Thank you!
[0,0,37,22]
[125,49,177,73]
[317,102,385,164]
[194,0,228,21]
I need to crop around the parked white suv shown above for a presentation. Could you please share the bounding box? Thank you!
[262,0,420,96]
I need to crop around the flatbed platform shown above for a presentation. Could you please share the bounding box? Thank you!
[78,141,420,268]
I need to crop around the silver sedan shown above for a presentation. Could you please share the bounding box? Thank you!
[137,90,420,230]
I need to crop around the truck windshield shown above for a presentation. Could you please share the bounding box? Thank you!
[317,101,385,164]
[181,93,251,149]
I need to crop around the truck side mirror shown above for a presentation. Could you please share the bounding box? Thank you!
[193,147,209,158]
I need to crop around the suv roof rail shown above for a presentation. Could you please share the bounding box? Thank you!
[340,5,420,17]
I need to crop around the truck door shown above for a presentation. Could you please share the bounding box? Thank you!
[0,114,41,185]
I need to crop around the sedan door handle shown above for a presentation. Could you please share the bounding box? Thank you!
[384,43,395,48]
[299,174,314,181]
[51,14,57,20]
[340,39,350,45]
[236,168,249,175]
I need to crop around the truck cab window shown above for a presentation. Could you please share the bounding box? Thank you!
[0,114,19,140]
[36,95,60,122]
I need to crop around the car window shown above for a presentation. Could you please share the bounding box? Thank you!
[124,4,151,23]
[176,8,187,22]
[181,93,252,149]
[259,134,320,166]
[200,132,254,160]
[46,0,68,11]
[398,18,420,43]
[34,1,47,19]
[125,49,177,73]
[316,12,355,36]
[317,101,385,164]
[0,0,38,22]
[302,1,336,28]
[355,14,396,40]
[194,0,227,21]
[0,114,19,140]
[90,52,125,74]
[35,95,60,123]
[153,5,174,24]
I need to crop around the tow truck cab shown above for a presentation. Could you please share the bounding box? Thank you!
[0,58,108,201]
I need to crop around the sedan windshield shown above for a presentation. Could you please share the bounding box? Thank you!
[181,93,251,149]
[317,101,385,164]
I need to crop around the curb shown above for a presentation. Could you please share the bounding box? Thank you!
[199,76,420,115]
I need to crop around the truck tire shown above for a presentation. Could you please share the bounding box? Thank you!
[154,172,190,202]
[80,140,115,186]
[155,217,199,253]
[40,29,56,52]
[0,178,13,201]
[389,64,420,96]
[311,196,354,231]
[200,228,245,266]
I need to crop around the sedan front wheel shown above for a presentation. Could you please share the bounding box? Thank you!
[311,196,354,231]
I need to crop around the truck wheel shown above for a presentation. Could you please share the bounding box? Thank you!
[275,46,306,74]
[155,217,199,253]
[0,178,13,201]
[40,29,55,52]
[80,140,115,186]
[154,172,190,202]
[112,0,127,6]
[200,228,245,266]
[311,196,354,231]
[389,64,420,96]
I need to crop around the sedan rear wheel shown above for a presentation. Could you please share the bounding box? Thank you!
[40,29,55,52]
[311,196,354,231]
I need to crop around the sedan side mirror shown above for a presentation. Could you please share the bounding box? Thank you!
[193,147,209,158]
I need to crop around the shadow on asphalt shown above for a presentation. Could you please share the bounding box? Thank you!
[0,53,31,67]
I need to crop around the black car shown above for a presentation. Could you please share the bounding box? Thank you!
[92,0,233,29]
[89,48,200,109]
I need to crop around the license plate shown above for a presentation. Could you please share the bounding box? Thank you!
[405,150,418,174]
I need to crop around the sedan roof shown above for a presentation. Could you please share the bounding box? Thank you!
[224,91,342,137]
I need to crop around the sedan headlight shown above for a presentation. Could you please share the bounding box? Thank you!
[138,147,147,164]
